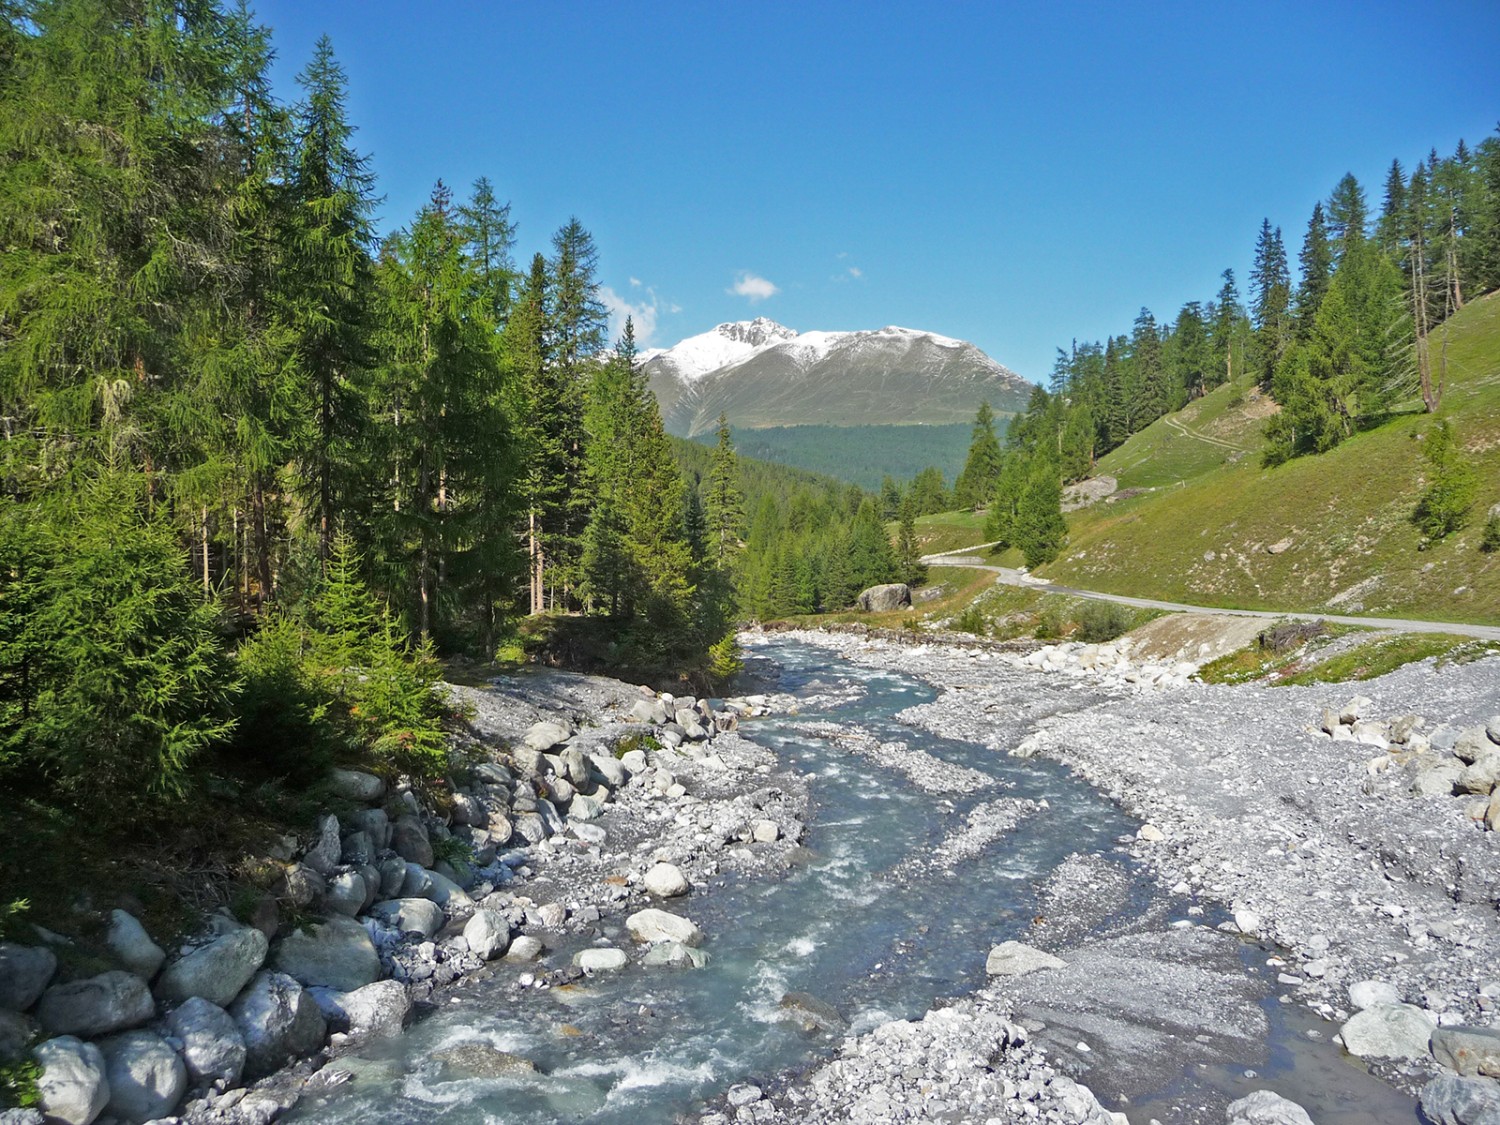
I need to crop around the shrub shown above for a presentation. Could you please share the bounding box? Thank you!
[228,616,339,785]
[706,633,744,687]
[1414,421,1478,541]
[1075,601,1134,643]
[953,606,988,635]
[1482,513,1500,554]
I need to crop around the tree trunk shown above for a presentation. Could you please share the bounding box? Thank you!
[251,477,273,608]
[201,506,211,598]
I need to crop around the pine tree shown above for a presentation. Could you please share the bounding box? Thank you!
[1325,173,1368,264]
[704,413,746,567]
[458,177,516,327]
[1013,461,1067,568]
[1249,220,1292,393]
[1376,159,1408,260]
[1293,202,1333,337]
[953,401,1004,509]
[1208,269,1246,390]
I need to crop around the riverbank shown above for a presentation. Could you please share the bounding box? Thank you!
[741,626,1500,1123]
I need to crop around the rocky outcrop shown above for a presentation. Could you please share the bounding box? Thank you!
[856,583,912,613]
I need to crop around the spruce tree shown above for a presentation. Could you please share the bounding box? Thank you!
[1014,461,1067,568]
[704,413,746,567]
[1325,173,1369,264]
[1293,202,1333,337]
[1208,269,1246,390]
[1249,220,1292,393]
[954,401,1004,509]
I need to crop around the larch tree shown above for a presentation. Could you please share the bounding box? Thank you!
[953,401,1003,509]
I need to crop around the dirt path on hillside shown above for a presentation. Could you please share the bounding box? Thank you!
[922,546,1500,642]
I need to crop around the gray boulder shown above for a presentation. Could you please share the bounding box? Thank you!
[155,922,268,1008]
[271,915,381,992]
[462,909,510,960]
[1413,762,1464,798]
[1349,980,1403,1010]
[390,814,434,867]
[642,941,709,969]
[587,751,627,789]
[985,941,1067,977]
[99,1030,186,1123]
[0,944,56,1011]
[642,863,689,898]
[856,583,912,612]
[505,935,543,962]
[558,747,591,789]
[1456,727,1496,763]
[36,971,155,1037]
[277,862,325,908]
[1434,1026,1500,1078]
[366,898,444,939]
[164,996,244,1088]
[105,912,165,981]
[33,1036,108,1125]
[1337,1002,1433,1059]
[0,1010,34,1062]
[347,808,391,850]
[302,813,342,876]
[777,991,847,1034]
[522,720,571,752]
[306,980,410,1036]
[229,972,327,1080]
[567,791,607,821]
[1225,1089,1315,1125]
[377,855,407,898]
[1419,1073,1500,1125]
[573,947,627,973]
[339,830,375,867]
[1460,753,1500,795]
[324,871,368,917]
[327,768,385,804]
[625,908,703,947]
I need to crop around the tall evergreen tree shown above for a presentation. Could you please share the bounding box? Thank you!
[1293,201,1333,337]
[1376,159,1408,259]
[1325,173,1369,264]
[1208,269,1246,390]
[704,413,746,568]
[953,401,1004,509]
[1249,220,1292,392]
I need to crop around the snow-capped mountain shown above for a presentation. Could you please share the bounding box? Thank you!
[642,319,1030,436]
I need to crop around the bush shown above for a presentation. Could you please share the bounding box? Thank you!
[706,633,744,687]
[1482,513,1500,554]
[228,616,339,785]
[953,606,988,635]
[1075,601,1134,643]
[1414,421,1478,541]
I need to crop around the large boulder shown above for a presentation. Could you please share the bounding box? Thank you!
[462,909,510,961]
[346,808,391,850]
[0,944,57,1011]
[98,1030,186,1124]
[573,947,628,973]
[164,996,244,1088]
[1224,1089,1315,1125]
[155,922,268,1008]
[587,751,628,789]
[1418,1073,1500,1125]
[625,908,703,947]
[271,915,381,992]
[327,768,385,804]
[104,912,165,981]
[985,941,1068,977]
[36,972,155,1037]
[366,898,444,939]
[390,815,434,867]
[1433,1026,1500,1079]
[306,980,410,1036]
[0,1010,35,1063]
[324,871,368,918]
[33,1036,109,1125]
[856,583,912,613]
[522,720,572,752]
[228,972,327,1080]
[1336,1002,1433,1059]
[642,863,689,898]
[301,813,342,876]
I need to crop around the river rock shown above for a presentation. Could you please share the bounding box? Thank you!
[985,941,1067,977]
[1433,1026,1500,1078]
[523,720,571,752]
[573,947,628,973]
[367,898,444,938]
[568,791,607,821]
[165,996,244,1087]
[1418,1073,1500,1125]
[1349,980,1403,1010]
[1414,762,1464,798]
[462,909,510,961]
[643,863,689,898]
[328,768,385,803]
[1459,754,1500,795]
[390,815,434,867]
[99,1030,186,1123]
[324,870,368,917]
[34,1036,108,1125]
[0,943,57,1011]
[37,971,155,1037]
[626,908,703,947]
[505,935,543,962]
[434,1043,536,1078]
[229,972,327,1080]
[340,830,375,867]
[1337,1002,1433,1059]
[306,980,410,1036]
[0,1010,34,1062]
[272,915,380,992]
[1224,1089,1315,1125]
[857,583,912,612]
[512,812,548,844]
[588,751,627,789]
[777,991,847,1033]
[347,807,391,850]
[424,868,475,913]
[642,941,708,969]
[377,855,407,898]
[155,922,268,1008]
[102,912,165,982]
[302,814,342,876]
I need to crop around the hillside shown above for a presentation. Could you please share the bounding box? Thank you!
[644,320,1031,437]
[1040,290,1500,625]
[692,422,976,490]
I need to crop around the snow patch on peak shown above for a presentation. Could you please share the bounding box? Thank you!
[715,317,797,348]
[643,318,798,383]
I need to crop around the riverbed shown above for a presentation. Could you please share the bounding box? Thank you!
[289,637,1436,1124]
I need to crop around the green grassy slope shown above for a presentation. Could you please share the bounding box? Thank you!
[1044,290,1500,625]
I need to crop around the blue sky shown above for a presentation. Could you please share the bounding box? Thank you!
[254,1,1500,383]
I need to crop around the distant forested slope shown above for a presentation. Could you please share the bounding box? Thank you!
[692,423,986,489]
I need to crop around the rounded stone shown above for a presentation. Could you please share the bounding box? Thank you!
[33,1035,108,1125]
[165,996,245,1088]
[642,862,689,898]
[99,1030,187,1123]
[36,971,155,1038]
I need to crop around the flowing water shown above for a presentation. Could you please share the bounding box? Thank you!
[291,640,1418,1124]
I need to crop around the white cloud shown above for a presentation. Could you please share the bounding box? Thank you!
[629,276,642,288]
[848,266,862,278]
[728,271,780,303]
[601,284,674,348]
